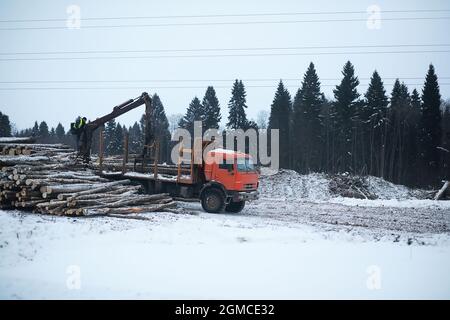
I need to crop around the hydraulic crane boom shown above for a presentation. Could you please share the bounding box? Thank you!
[77,92,152,162]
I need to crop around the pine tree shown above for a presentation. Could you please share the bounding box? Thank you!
[179,97,204,134]
[362,70,388,177]
[333,61,360,172]
[419,64,442,185]
[268,80,292,168]
[0,111,12,137]
[292,63,323,172]
[227,80,249,129]
[202,86,221,129]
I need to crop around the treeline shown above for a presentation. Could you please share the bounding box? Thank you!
[174,62,449,187]
[268,62,450,187]
[2,61,449,187]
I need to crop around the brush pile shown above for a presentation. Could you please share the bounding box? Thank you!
[329,173,377,200]
[0,140,175,216]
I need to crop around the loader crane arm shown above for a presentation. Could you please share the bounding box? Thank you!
[77,92,152,163]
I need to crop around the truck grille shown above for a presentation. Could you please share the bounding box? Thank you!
[244,183,256,190]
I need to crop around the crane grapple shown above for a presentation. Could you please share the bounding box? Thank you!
[75,92,152,163]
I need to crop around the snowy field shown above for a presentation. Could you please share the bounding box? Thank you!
[1,170,450,299]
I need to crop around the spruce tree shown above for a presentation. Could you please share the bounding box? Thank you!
[268,80,292,168]
[227,80,249,129]
[202,86,221,129]
[32,121,39,136]
[112,123,124,155]
[362,70,388,176]
[419,64,442,185]
[128,121,142,154]
[403,88,422,185]
[39,121,49,142]
[441,101,450,180]
[179,97,204,134]
[292,62,323,172]
[333,61,360,172]
[386,80,411,182]
[55,123,65,141]
[47,127,54,143]
[0,111,12,137]
[105,119,117,155]
[151,94,172,162]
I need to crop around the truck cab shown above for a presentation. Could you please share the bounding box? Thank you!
[200,148,259,213]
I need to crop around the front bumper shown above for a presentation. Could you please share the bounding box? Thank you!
[232,190,259,202]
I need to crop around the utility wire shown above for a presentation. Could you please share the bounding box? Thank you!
[1,84,449,91]
[0,9,449,23]
[1,49,449,61]
[1,43,449,56]
[1,16,450,31]
[1,77,449,84]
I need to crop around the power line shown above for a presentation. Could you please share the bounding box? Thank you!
[1,49,449,61]
[1,9,449,23]
[1,83,449,91]
[1,43,449,56]
[1,77,449,84]
[1,16,449,31]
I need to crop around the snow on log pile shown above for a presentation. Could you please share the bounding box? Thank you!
[0,136,35,144]
[1,142,73,156]
[0,142,175,216]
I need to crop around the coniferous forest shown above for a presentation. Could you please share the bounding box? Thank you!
[2,62,449,188]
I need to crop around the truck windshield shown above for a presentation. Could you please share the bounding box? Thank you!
[236,158,256,172]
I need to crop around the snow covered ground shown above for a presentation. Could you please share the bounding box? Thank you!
[0,169,449,299]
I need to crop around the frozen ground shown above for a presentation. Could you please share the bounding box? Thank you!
[0,170,449,299]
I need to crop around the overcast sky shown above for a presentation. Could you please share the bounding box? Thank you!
[0,0,449,131]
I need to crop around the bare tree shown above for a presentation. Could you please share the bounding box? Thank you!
[256,110,269,130]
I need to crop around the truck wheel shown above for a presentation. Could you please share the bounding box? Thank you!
[201,188,226,213]
[225,201,246,213]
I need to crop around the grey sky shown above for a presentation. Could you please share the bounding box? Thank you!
[0,0,449,131]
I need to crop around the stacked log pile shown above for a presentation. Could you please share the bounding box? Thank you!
[1,143,73,156]
[0,142,176,217]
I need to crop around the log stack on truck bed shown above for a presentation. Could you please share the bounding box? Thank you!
[0,140,175,217]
